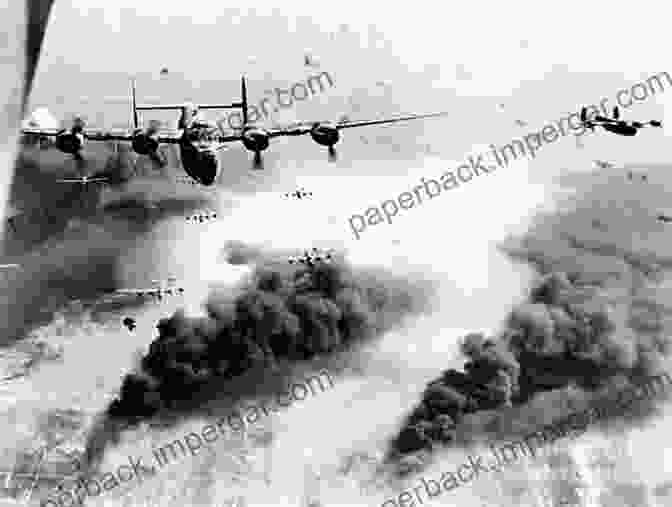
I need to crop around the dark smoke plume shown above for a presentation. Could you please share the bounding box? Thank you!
[101,258,433,431]
[386,172,672,475]
[387,271,669,473]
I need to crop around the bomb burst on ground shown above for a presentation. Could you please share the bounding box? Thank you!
[386,168,672,475]
[103,257,434,429]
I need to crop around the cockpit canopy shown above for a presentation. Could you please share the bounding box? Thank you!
[186,125,219,143]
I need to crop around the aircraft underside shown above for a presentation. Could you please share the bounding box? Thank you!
[179,140,220,186]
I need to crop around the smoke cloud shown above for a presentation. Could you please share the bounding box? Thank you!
[86,256,433,466]
[386,177,672,475]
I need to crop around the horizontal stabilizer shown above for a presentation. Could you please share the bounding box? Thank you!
[136,103,242,111]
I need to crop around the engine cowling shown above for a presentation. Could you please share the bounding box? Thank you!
[131,129,159,155]
[241,127,270,152]
[55,131,84,154]
[310,122,340,147]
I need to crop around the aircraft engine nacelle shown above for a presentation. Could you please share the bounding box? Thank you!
[310,122,340,147]
[131,130,159,155]
[55,131,84,154]
[241,127,270,152]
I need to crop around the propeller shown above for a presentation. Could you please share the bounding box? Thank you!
[327,145,338,162]
[612,106,620,120]
[132,119,166,174]
[147,119,166,169]
[73,151,85,172]
[650,120,662,127]
[69,115,87,172]
[252,151,264,170]
[580,107,587,122]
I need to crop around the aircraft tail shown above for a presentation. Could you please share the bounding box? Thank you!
[131,78,139,129]
[240,76,248,125]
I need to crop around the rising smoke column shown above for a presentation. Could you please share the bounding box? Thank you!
[96,258,432,438]
[387,270,669,472]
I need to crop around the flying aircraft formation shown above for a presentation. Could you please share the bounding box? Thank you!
[112,278,185,301]
[21,76,450,182]
[579,105,662,136]
[288,248,334,267]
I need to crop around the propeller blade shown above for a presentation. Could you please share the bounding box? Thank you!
[147,119,161,136]
[650,120,662,127]
[580,107,587,122]
[252,151,263,170]
[327,146,337,162]
[149,149,166,169]
[71,116,86,131]
[73,152,86,172]
[612,106,620,120]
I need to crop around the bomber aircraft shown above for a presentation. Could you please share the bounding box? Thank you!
[283,188,313,200]
[22,76,450,184]
[56,175,109,185]
[593,160,616,170]
[113,277,184,301]
[288,248,334,267]
[579,105,662,136]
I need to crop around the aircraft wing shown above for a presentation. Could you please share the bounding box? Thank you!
[215,132,244,143]
[115,288,155,295]
[21,127,61,136]
[334,111,450,130]
[83,129,183,144]
[21,127,183,144]
[265,111,449,138]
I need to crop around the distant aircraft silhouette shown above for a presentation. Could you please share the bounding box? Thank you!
[593,160,615,170]
[114,277,184,301]
[56,175,109,185]
[304,54,319,67]
[186,211,217,223]
[579,105,662,136]
[657,214,672,223]
[627,171,647,182]
[283,188,312,200]
[122,317,136,331]
[288,248,333,267]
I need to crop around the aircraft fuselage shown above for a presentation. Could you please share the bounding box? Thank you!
[179,133,220,186]
[178,107,221,186]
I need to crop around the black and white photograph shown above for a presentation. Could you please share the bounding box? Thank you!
[1,1,671,506]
